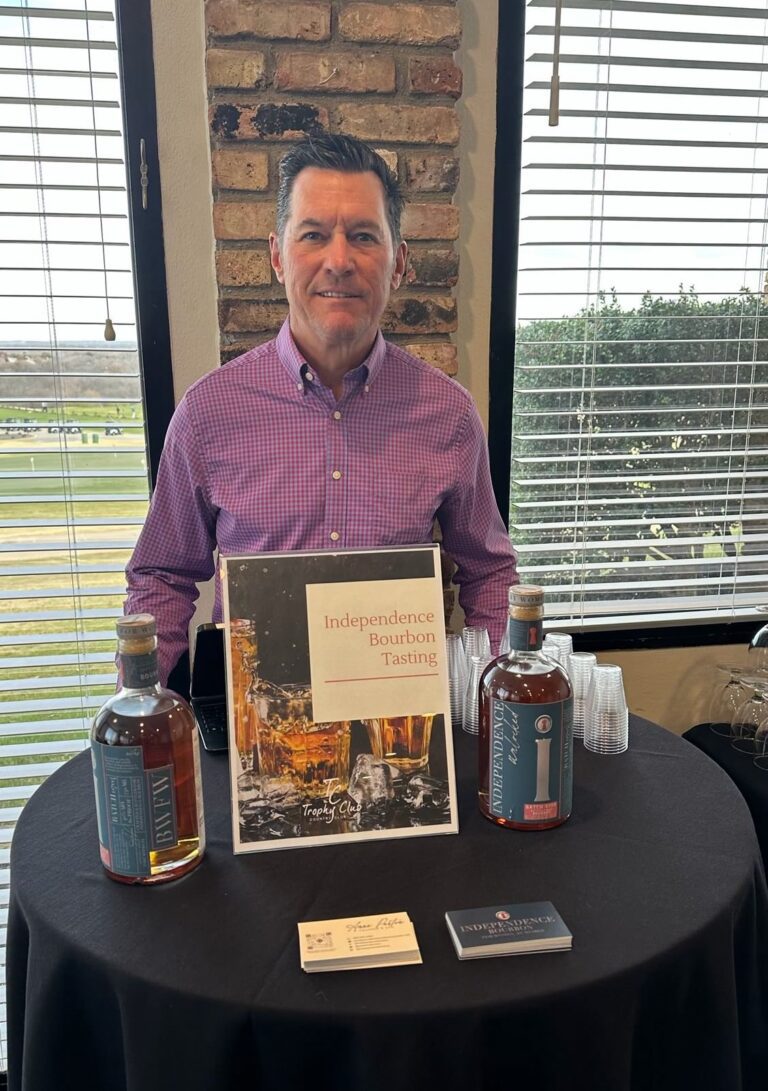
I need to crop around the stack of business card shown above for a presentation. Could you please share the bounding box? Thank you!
[298,910,422,972]
[445,900,572,960]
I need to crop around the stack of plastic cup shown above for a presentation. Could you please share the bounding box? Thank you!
[545,633,573,670]
[584,663,629,754]
[463,626,491,661]
[446,633,467,729]
[567,651,596,739]
[542,634,562,663]
[463,653,492,735]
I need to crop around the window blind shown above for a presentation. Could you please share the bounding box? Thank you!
[512,0,768,629]
[0,0,149,1064]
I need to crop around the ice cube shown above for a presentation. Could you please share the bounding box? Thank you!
[348,753,395,807]
[402,773,449,812]
[237,772,302,810]
[260,777,302,809]
[237,770,263,803]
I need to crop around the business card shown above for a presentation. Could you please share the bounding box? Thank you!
[298,910,422,972]
[445,900,572,959]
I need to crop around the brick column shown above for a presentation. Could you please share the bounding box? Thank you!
[204,1,462,375]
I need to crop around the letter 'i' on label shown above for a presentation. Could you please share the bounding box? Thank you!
[489,698,573,825]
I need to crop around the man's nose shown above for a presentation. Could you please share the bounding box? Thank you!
[324,233,353,275]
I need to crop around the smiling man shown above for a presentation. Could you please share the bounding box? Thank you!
[269,165,407,394]
[125,134,517,685]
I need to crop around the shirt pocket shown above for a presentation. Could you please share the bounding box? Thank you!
[367,473,447,545]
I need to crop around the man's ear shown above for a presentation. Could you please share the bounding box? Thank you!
[269,233,285,284]
[391,240,408,290]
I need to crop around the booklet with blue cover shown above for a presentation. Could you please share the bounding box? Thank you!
[445,901,572,959]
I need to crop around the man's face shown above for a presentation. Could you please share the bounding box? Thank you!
[269,168,407,368]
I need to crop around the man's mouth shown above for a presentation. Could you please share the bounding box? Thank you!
[315,291,361,298]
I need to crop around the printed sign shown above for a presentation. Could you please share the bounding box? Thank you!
[221,545,458,853]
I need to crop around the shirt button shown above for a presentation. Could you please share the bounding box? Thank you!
[330,531,340,542]
[306,371,314,382]
[364,384,370,393]
[333,410,342,420]
[296,382,303,391]
[332,470,342,480]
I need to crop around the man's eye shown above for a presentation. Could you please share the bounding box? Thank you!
[300,231,322,241]
[354,232,376,243]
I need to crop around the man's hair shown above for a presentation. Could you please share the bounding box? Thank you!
[276,132,404,245]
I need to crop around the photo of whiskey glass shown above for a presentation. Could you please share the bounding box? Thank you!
[253,682,351,796]
[229,619,260,769]
[363,714,435,774]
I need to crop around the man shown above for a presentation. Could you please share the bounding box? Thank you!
[125,133,517,684]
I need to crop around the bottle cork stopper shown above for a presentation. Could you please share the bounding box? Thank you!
[508,585,544,608]
[116,614,156,640]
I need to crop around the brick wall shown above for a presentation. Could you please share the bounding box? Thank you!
[204,1,462,375]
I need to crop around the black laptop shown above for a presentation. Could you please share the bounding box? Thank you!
[190,623,228,753]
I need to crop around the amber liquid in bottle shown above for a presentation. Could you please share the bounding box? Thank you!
[478,586,573,831]
[91,615,205,884]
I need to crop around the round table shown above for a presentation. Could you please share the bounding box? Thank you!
[684,722,768,865]
[8,717,768,1091]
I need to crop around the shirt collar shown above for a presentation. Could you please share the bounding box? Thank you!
[275,318,386,390]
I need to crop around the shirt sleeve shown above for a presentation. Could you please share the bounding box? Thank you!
[124,395,217,685]
[437,398,518,652]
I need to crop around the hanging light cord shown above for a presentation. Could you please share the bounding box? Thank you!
[549,0,564,126]
[84,0,115,341]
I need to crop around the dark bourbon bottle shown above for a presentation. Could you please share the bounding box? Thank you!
[478,585,573,830]
[90,614,206,883]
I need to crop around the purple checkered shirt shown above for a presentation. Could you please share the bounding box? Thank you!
[125,321,518,684]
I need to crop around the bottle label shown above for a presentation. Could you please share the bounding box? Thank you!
[507,617,542,652]
[488,696,573,824]
[91,742,178,877]
[191,729,206,855]
[121,650,158,689]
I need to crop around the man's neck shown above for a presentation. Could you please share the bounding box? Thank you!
[292,329,377,399]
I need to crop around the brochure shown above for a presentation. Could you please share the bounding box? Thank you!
[222,545,458,852]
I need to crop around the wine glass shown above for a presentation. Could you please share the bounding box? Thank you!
[748,605,768,673]
[730,673,768,756]
[752,675,768,771]
[709,664,747,737]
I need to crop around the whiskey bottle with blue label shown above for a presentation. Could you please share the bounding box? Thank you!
[478,586,573,830]
[90,614,206,883]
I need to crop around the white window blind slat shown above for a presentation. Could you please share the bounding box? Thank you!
[511,0,768,628]
[0,2,151,1071]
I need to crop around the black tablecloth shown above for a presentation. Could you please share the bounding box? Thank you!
[8,717,768,1091]
[684,722,768,864]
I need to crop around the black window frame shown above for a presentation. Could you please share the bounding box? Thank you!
[487,0,757,653]
[115,0,175,488]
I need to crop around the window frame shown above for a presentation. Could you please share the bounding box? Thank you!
[487,0,760,652]
[115,0,175,487]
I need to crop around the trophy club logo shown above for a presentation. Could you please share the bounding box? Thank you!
[495,910,511,921]
[535,714,553,734]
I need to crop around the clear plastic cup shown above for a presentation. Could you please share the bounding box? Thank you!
[584,663,628,754]
[446,633,467,729]
[542,635,562,664]
[568,651,596,739]
[545,632,574,667]
[462,626,491,660]
[462,654,492,736]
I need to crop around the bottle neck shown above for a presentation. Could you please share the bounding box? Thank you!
[506,613,543,653]
[119,648,160,690]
